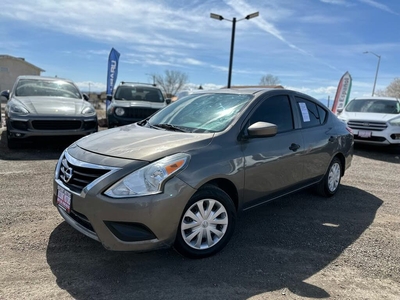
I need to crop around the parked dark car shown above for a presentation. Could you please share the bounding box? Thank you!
[1,75,98,149]
[106,82,171,128]
[53,88,354,258]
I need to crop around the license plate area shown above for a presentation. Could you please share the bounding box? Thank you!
[57,185,72,213]
[358,130,372,138]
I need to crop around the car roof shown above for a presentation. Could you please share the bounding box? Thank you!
[190,87,282,95]
[118,81,159,88]
[190,87,318,99]
[351,96,399,101]
[16,75,73,83]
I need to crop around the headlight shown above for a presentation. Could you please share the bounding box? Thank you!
[104,153,190,198]
[82,106,96,115]
[389,117,400,126]
[115,107,125,116]
[10,104,29,115]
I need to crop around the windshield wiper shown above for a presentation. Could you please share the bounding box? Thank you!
[152,123,187,132]
[137,118,150,126]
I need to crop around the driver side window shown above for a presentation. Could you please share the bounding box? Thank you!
[249,95,294,133]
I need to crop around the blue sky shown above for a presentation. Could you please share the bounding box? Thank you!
[1,0,399,103]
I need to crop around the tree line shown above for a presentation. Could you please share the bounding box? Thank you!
[153,69,400,99]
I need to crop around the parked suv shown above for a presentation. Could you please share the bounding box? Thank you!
[338,97,400,146]
[106,82,171,128]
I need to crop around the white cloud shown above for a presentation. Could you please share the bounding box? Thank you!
[358,0,399,15]
[319,0,353,6]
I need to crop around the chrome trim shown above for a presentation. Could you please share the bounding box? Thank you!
[64,150,118,170]
[56,168,121,198]
[81,168,120,197]
[54,150,65,179]
[57,206,99,241]
[56,150,122,197]
[56,178,80,196]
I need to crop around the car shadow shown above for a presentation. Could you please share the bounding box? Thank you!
[46,185,382,299]
[354,143,400,163]
[0,130,78,160]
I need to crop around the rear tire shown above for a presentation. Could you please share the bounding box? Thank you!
[316,157,342,197]
[174,185,236,259]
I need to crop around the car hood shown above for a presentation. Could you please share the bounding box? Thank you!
[13,96,87,115]
[112,100,165,109]
[339,111,398,122]
[75,123,214,161]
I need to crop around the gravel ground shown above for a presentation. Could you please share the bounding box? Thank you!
[0,127,399,300]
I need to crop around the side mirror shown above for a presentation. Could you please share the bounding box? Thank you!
[106,95,112,101]
[83,93,89,101]
[0,90,10,100]
[248,121,277,137]
[166,98,171,105]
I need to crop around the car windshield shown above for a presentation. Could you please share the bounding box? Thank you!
[114,86,164,102]
[345,99,400,114]
[148,93,254,133]
[15,79,81,99]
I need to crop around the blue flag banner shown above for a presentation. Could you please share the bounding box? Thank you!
[106,48,120,109]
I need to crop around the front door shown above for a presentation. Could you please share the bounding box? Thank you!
[242,94,304,209]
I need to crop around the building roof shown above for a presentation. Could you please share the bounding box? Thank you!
[0,55,45,72]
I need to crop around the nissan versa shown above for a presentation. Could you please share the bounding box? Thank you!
[53,88,354,258]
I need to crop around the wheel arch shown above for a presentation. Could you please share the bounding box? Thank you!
[334,152,346,176]
[199,178,239,212]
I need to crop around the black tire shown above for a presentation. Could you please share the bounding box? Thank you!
[316,157,342,197]
[174,184,236,259]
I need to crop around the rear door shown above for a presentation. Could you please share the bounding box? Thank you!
[242,93,304,209]
[293,96,333,183]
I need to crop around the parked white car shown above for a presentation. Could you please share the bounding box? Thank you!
[338,97,400,145]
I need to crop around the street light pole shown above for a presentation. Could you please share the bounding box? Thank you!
[364,51,381,96]
[211,12,259,88]
[227,17,236,89]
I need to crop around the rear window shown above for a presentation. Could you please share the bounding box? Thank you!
[295,97,327,128]
[115,86,164,102]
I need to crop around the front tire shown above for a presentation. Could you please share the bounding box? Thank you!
[174,185,236,259]
[316,157,342,197]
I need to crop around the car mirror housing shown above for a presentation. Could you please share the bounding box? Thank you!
[0,90,10,100]
[82,93,89,101]
[248,121,277,137]
[106,95,112,101]
[166,98,172,105]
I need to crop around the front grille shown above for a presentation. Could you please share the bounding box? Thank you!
[123,107,160,119]
[83,120,98,130]
[59,156,111,193]
[347,120,387,131]
[32,120,82,130]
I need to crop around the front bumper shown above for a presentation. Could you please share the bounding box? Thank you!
[351,127,400,145]
[53,176,195,252]
[7,115,98,139]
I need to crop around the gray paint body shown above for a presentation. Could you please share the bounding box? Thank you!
[53,88,353,251]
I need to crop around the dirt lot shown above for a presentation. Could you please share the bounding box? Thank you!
[0,127,399,300]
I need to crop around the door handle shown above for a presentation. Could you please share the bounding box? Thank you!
[289,143,300,152]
